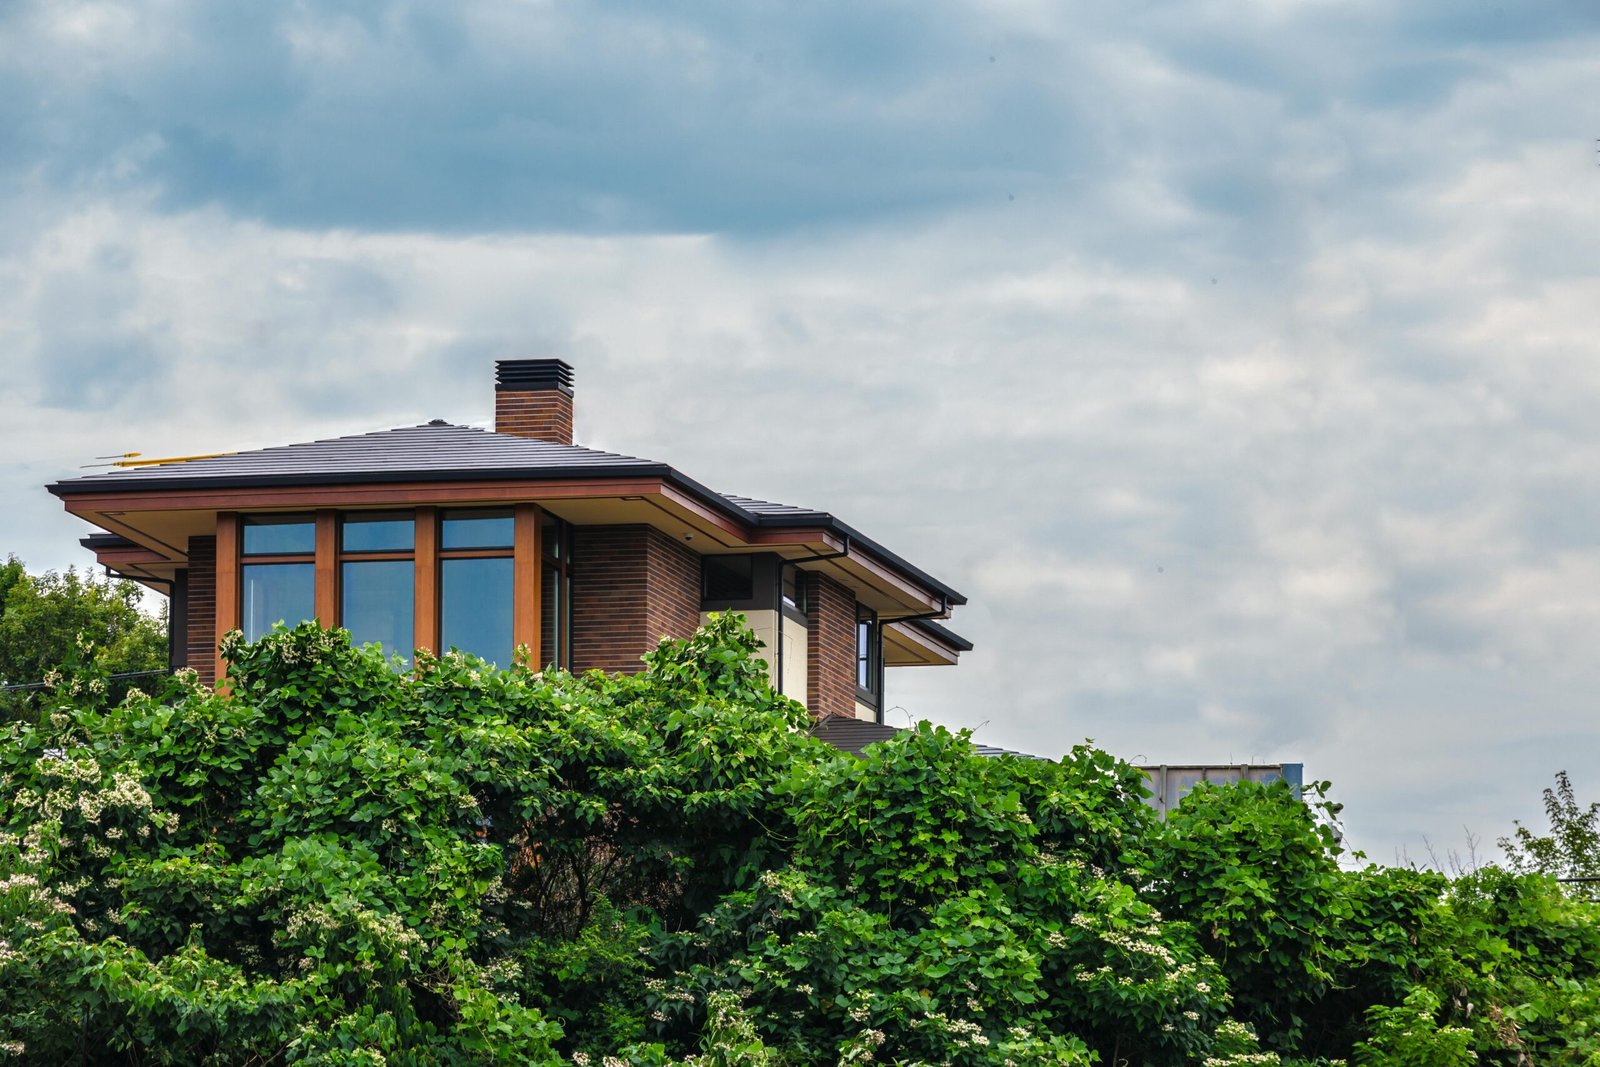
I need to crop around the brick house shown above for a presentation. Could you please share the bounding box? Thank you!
[47,360,969,721]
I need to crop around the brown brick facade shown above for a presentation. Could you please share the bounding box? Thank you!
[495,390,574,445]
[806,573,858,720]
[643,528,702,653]
[571,525,701,674]
[185,536,217,686]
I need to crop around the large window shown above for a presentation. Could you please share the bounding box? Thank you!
[340,512,415,665]
[241,515,315,641]
[439,510,515,667]
[227,506,555,673]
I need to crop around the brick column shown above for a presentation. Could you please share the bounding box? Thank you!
[806,573,858,720]
[186,536,217,685]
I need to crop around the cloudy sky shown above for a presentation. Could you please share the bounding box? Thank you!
[4,0,1599,862]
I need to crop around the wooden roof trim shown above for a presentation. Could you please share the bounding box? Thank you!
[884,619,962,665]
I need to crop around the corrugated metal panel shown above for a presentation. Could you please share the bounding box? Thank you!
[808,716,1043,760]
[1139,763,1305,818]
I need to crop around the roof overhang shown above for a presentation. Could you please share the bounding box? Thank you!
[53,471,966,621]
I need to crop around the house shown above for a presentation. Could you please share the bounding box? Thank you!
[47,360,970,721]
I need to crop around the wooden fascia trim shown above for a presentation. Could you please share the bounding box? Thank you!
[746,526,847,552]
[830,551,944,614]
[745,526,939,612]
[653,482,756,544]
[884,620,961,666]
[88,544,170,567]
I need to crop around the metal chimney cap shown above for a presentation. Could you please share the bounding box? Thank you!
[495,359,574,395]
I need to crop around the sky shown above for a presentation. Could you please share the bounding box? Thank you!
[3,0,1599,864]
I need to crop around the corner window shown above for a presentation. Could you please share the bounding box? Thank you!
[240,515,315,641]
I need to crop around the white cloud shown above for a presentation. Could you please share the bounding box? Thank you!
[4,0,1600,864]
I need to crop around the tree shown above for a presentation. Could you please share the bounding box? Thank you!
[2,614,1598,1064]
[0,557,167,721]
[1500,770,1600,902]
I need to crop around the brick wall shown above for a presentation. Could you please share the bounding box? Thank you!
[186,536,217,686]
[495,390,574,445]
[643,527,702,650]
[806,573,858,720]
[571,525,701,674]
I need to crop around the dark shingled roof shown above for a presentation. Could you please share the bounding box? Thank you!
[49,422,970,611]
[808,715,1044,760]
[54,423,660,487]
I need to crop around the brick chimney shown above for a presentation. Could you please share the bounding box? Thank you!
[495,359,574,444]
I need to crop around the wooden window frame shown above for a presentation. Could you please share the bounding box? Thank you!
[217,504,543,679]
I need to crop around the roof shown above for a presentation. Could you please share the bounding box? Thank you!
[904,618,974,653]
[49,421,968,609]
[54,423,660,487]
[808,715,1044,760]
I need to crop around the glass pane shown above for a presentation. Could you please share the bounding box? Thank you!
[441,511,514,550]
[702,555,753,602]
[857,620,871,689]
[541,515,562,560]
[541,562,562,669]
[342,513,414,553]
[241,563,315,641]
[441,557,513,667]
[242,517,315,555]
[341,561,414,666]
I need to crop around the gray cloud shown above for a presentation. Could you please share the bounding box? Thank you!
[4,0,1600,863]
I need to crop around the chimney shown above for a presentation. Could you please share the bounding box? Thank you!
[495,359,574,444]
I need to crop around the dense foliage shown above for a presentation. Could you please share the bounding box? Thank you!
[1,614,1597,1065]
[0,557,166,722]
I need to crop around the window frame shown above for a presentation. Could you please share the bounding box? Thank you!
[238,514,317,642]
[856,605,882,714]
[540,514,573,670]
[337,511,416,664]
[436,508,519,667]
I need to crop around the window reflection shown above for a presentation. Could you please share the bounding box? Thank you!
[441,557,514,666]
[242,517,315,556]
[441,512,514,550]
[341,560,414,665]
[242,563,315,641]
[342,514,414,553]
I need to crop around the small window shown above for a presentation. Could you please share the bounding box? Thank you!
[856,607,880,706]
[782,565,807,613]
[242,516,315,556]
[342,512,415,553]
[702,555,754,603]
[441,510,515,550]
